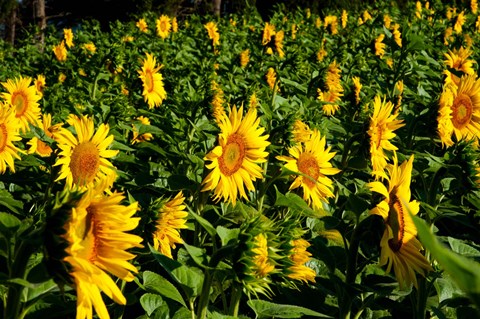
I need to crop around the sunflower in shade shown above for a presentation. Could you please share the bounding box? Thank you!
[138,53,167,109]
[0,105,22,173]
[27,113,62,157]
[368,154,432,289]
[202,105,270,205]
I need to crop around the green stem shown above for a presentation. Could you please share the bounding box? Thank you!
[5,240,31,319]
[415,277,428,319]
[427,167,446,208]
[196,269,213,319]
[228,284,242,317]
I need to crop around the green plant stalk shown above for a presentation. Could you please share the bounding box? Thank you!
[5,240,31,319]
[228,284,242,317]
[340,223,362,319]
[196,269,213,319]
[414,277,428,319]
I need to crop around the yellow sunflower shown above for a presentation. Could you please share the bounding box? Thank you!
[262,22,276,45]
[275,30,285,58]
[34,74,46,97]
[54,115,118,190]
[172,17,178,33]
[156,15,171,39]
[438,75,480,145]
[153,192,188,258]
[1,76,42,133]
[292,119,312,143]
[240,49,250,68]
[27,113,62,157]
[266,68,277,90]
[204,21,220,46]
[352,76,362,105]
[368,96,405,180]
[287,238,316,283]
[375,34,386,58]
[0,106,22,173]
[444,47,475,75]
[136,18,148,33]
[131,116,154,144]
[368,155,432,289]
[138,53,167,109]
[252,233,275,278]
[454,11,466,34]
[53,41,67,62]
[83,43,96,55]
[63,189,143,319]
[63,28,74,48]
[201,106,270,205]
[277,129,340,210]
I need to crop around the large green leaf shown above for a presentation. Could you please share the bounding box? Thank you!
[247,300,332,318]
[143,271,187,308]
[274,189,320,218]
[140,293,166,316]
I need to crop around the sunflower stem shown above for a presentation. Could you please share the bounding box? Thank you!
[414,277,428,319]
[196,269,213,319]
[228,284,242,317]
[341,220,362,319]
[5,239,31,319]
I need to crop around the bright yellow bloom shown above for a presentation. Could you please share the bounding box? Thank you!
[277,129,340,210]
[473,0,478,14]
[446,7,456,20]
[249,93,258,109]
[444,27,454,46]
[262,22,275,45]
[392,24,402,47]
[27,113,62,157]
[317,41,327,62]
[287,238,316,283]
[252,234,275,278]
[315,17,322,28]
[240,49,250,68]
[437,89,455,147]
[211,80,226,123]
[153,192,188,258]
[341,10,348,28]
[375,34,386,58]
[368,155,432,289]
[363,10,372,22]
[53,41,67,62]
[324,15,338,34]
[63,189,143,319]
[81,43,96,55]
[415,1,422,19]
[63,28,74,48]
[352,76,362,105]
[156,15,171,39]
[54,115,118,190]
[34,74,46,97]
[292,119,312,143]
[454,11,466,34]
[318,61,343,116]
[204,21,220,46]
[1,76,41,133]
[438,75,480,145]
[136,18,148,32]
[131,116,153,144]
[444,47,475,75]
[368,96,405,180]
[202,106,270,205]
[275,30,285,58]
[266,68,277,90]
[291,24,297,40]
[0,106,22,173]
[383,15,392,29]
[172,17,178,32]
[138,53,167,109]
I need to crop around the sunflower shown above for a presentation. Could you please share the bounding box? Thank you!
[1,76,42,133]
[262,22,276,45]
[277,129,340,210]
[341,10,348,28]
[287,238,316,283]
[392,24,402,47]
[444,47,475,75]
[252,233,275,278]
[375,34,386,58]
[136,18,148,33]
[275,30,285,58]
[54,115,118,190]
[202,106,270,205]
[34,74,46,97]
[83,43,96,55]
[138,53,167,109]
[368,96,405,180]
[266,68,277,90]
[368,155,432,289]
[53,41,67,62]
[156,15,171,39]
[240,49,250,68]
[63,28,74,48]
[63,189,143,319]
[292,119,312,143]
[131,116,154,144]
[0,106,22,173]
[172,17,178,32]
[438,75,480,145]
[204,21,220,46]
[153,192,188,258]
[27,113,62,157]
[352,76,362,105]
[211,80,226,123]
[454,11,466,34]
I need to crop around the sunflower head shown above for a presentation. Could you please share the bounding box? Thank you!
[205,21,220,46]
[138,53,167,109]
[156,15,171,39]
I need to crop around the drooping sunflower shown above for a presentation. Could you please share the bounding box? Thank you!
[53,41,67,62]
[156,15,171,39]
[63,189,143,319]
[287,238,316,283]
[27,113,62,157]
[1,76,42,133]
[368,155,432,289]
[252,233,275,278]
[202,106,270,205]
[138,53,167,109]
[368,96,405,180]
[0,106,22,173]
[277,129,340,210]
[204,21,220,46]
[438,75,480,145]
[54,115,118,190]
[153,192,188,258]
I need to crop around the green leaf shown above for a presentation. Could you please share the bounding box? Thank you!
[274,189,320,217]
[23,279,57,303]
[182,243,210,269]
[0,212,21,234]
[0,191,23,215]
[140,293,166,316]
[187,207,216,237]
[413,216,480,309]
[143,271,187,308]
[447,237,480,258]
[247,300,332,318]
[110,140,135,151]
[216,226,239,247]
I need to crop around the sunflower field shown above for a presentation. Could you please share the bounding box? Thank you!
[1,0,480,318]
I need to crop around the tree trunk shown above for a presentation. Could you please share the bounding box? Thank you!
[35,0,46,51]
[213,0,221,16]
[6,6,16,45]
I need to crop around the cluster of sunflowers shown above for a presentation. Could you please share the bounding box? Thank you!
[1,0,480,318]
